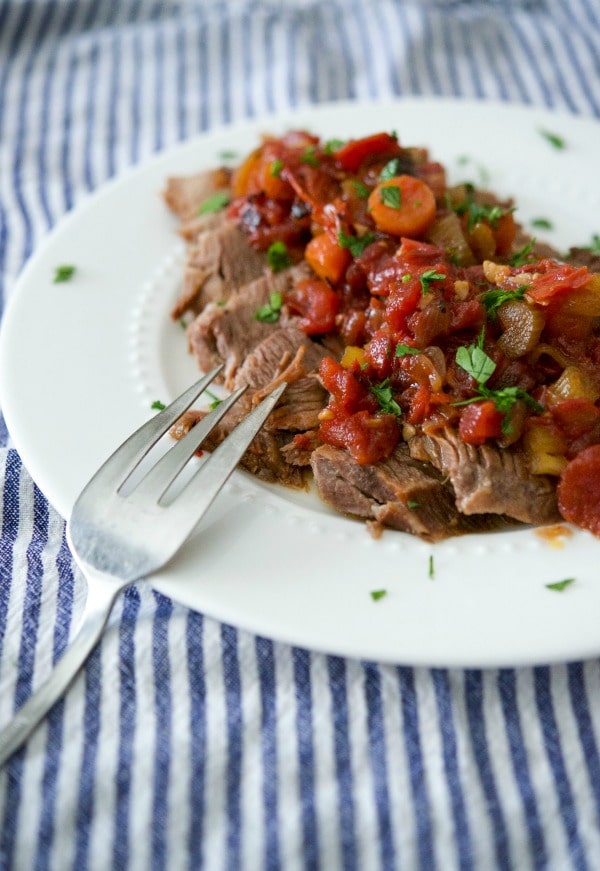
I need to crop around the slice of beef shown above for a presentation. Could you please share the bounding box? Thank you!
[233,321,325,389]
[310,444,509,541]
[168,398,303,488]
[566,246,600,273]
[178,210,231,243]
[172,219,267,319]
[281,431,322,466]
[164,167,231,221]
[187,268,310,387]
[409,426,560,525]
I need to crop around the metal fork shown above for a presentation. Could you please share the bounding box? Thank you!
[0,367,285,766]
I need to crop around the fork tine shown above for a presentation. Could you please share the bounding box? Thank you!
[79,366,224,500]
[161,382,287,537]
[129,384,248,503]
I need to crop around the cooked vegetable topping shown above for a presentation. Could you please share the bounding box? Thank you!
[151,400,166,411]
[169,125,600,541]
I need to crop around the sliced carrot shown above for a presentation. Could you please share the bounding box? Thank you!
[368,175,436,237]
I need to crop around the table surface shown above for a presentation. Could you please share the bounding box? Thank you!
[1,1,600,869]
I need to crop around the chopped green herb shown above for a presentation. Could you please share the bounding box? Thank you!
[455,343,496,387]
[380,185,402,209]
[428,555,434,579]
[205,390,223,410]
[546,578,575,592]
[395,343,421,357]
[407,500,420,510]
[454,342,542,428]
[456,154,470,165]
[219,149,238,160]
[539,129,566,150]
[452,184,512,231]
[582,234,600,254]
[419,269,446,295]
[198,191,231,215]
[151,400,166,411]
[337,229,376,258]
[370,589,388,601]
[531,217,553,230]
[401,274,412,283]
[509,239,536,267]
[216,299,227,307]
[301,145,319,166]
[324,138,345,154]
[380,158,400,181]
[179,318,187,330]
[370,379,402,416]
[255,290,284,323]
[480,285,527,319]
[270,158,284,177]
[53,264,76,283]
[351,180,370,199]
[266,240,291,273]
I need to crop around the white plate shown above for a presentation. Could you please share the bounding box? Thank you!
[2,97,600,668]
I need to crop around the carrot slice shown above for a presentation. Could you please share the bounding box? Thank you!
[368,175,436,237]
[557,444,600,535]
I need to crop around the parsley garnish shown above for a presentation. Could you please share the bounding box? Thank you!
[270,159,283,177]
[255,291,283,323]
[546,578,575,592]
[351,180,370,199]
[453,184,512,231]
[301,145,319,166]
[509,239,536,267]
[480,285,527,319]
[428,555,434,579]
[582,234,600,254]
[419,269,446,295]
[370,379,401,416]
[338,229,375,258]
[370,589,387,601]
[151,400,166,411]
[266,241,291,273]
[53,264,76,283]
[454,342,542,430]
[205,390,223,410]
[380,158,400,181]
[219,150,238,160]
[324,138,345,154]
[198,191,231,215]
[380,186,402,209]
[395,343,421,357]
[407,500,420,510]
[539,129,566,150]
[531,217,553,230]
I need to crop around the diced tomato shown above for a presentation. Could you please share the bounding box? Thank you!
[319,409,400,464]
[551,399,600,457]
[396,237,446,269]
[458,400,504,445]
[318,358,370,411]
[557,444,600,535]
[527,264,592,304]
[333,133,401,173]
[304,233,351,284]
[407,384,431,424]
[407,301,451,347]
[364,326,395,379]
[449,299,486,332]
[286,278,340,335]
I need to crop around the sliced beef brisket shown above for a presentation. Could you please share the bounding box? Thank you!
[409,426,560,525]
[310,444,509,541]
[172,217,267,319]
[566,247,600,273]
[164,167,231,221]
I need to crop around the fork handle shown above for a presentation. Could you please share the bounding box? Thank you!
[0,568,128,766]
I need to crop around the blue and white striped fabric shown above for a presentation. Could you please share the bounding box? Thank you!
[1,1,600,868]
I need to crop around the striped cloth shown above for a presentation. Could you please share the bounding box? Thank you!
[1,1,600,868]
